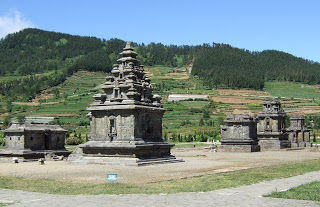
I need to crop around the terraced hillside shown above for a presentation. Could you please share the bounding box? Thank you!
[1,66,320,145]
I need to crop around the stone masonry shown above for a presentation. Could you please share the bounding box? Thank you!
[220,99,311,152]
[0,123,70,161]
[68,42,182,166]
[256,100,290,150]
[220,114,260,152]
[287,115,311,148]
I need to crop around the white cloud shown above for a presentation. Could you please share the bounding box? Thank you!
[0,10,36,39]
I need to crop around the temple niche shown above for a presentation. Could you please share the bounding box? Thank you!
[68,42,182,166]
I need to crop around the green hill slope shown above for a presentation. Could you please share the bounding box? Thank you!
[0,28,126,101]
[1,28,319,101]
[192,44,320,90]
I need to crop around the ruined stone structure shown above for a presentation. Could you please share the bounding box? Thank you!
[220,99,312,152]
[220,114,260,152]
[68,42,181,166]
[256,100,290,150]
[0,123,70,161]
[287,115,311,148]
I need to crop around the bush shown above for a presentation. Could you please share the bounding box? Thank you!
[202,110,210,119]
[197,133,208,142]
[78,119,90,126]
[0,133,5,146]
[65,137,82,145]
[180,120,192,126]
[215,134,221,142]
[190,108,204,113]
[184,134,193,142]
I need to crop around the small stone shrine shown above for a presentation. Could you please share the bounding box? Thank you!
[287,115,311,148]
[0,123,70,161]
[220,113,260,152]
[256,99,290,150]
[220,99,312,152]
[68,42,182,166]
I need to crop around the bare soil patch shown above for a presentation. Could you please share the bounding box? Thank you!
[33,89,54,102]
[13,102,59,106]
[217,89,271,97]
[212,96,264,104]
[30,113,80,117]
[0,148,319,184]
[165,72,189,80]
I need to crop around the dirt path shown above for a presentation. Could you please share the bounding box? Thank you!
[0,148,319,184]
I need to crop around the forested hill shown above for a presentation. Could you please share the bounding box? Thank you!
[0,28,193,77]
[0,28,319,101]
[192,44,320,90]
[0,28,125,76]
[0,28,194,101]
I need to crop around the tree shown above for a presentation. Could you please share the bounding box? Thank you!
[3,116,11,128]
[6,101,12,112]
[203,110,210,119]
[17,115,26,124]
[199,118,204,126]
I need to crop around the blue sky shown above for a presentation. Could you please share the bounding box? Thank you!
[1,0,319,62]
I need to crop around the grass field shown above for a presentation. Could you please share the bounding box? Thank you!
[266,181,320,201]
[264,81,320,100]
[0,159,319,195]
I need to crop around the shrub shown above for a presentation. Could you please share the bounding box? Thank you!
[202,110,210,119]
[215,134,221,142]
[181,120,192,126]
[190,108,204,113]
[65,137,82,145]
[0,133,5,146]
[184,134,193,142]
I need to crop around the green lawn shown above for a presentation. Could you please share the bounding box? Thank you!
[266,181,320,201]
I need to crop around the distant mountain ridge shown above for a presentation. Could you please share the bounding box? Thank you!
[192,43,320,90]
[0,28,319,101]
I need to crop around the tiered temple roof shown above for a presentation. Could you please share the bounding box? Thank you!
[91,41,161,107]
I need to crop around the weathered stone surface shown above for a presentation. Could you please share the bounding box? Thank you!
[287,115,311,148]
[0,123,70,161]
[257,100,289,150]
[68,42,182,166]
[220,113,260,152]
[220,99,312,152]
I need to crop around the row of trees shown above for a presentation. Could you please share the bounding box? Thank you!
[192,43,320,90]
[0,69,70,101]
[164,130,221,142]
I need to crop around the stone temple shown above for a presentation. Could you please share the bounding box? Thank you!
[0,123,70,161]
[256,100,290,150]
[68,42,182,166]
[220,99,311,152]
[287,115,311,148]
[220,114,260,152]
